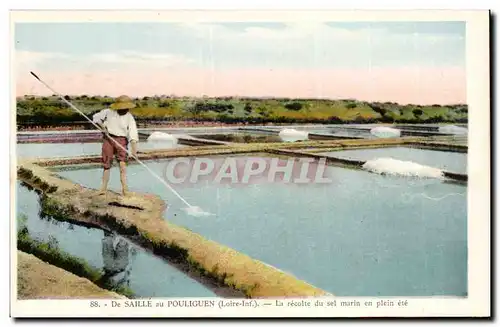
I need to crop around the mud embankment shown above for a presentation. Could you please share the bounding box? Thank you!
[17,251,125,300]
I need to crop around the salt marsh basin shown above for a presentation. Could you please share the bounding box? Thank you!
[16,141,186,159]
[56,154,467,297]
[318,147,467,174]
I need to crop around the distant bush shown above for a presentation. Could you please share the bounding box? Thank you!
[425,115,446,123]
[412,108,424,118]
[284,102,303,111]
[194,102,234,113]
[257,106,271,117]
[345,102,357,109]
[244,103,253,114]
[379,115,395,123]
[369,104,388,116]
[327,116,344,124]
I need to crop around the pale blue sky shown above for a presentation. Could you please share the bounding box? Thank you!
[15,21,465,70]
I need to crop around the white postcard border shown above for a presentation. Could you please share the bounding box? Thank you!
[8,9,491,318]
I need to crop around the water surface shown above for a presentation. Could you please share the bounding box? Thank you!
[16,142,185,159]
[57,156,467,297]
[16,183,217,298]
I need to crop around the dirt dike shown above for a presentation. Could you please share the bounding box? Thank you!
[17,251,125,300]
[17,160,331,298]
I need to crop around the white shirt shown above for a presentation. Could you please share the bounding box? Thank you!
[92,109,139,142]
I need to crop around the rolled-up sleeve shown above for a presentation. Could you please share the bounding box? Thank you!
[128,115,139,142]
[92,109,108,124]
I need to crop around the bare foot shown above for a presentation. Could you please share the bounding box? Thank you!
[97,189,107,195]
[122,190,128,197]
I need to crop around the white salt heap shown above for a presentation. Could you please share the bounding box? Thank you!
[182,206,215,217]
[370,126,401,138]
[147,131,178,143]
[362,157,444,179]
[145,132,178,150]
[278,128,309,142]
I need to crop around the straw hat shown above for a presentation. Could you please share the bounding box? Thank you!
[110,95,136,110]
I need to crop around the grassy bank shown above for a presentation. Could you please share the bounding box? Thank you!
[17,214,135,298]
[17,95,468,128]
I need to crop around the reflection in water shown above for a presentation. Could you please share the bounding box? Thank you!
[101,231,137,288]
[17,182,218,298]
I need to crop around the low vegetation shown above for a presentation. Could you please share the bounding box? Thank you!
[16,95,468,128]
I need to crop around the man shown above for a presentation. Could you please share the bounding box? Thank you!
[92,95,138,196]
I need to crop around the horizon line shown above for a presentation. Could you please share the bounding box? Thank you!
[16,94,468,107]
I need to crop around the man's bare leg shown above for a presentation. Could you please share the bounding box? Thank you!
[98,168,110,195]
[119,161,128,196]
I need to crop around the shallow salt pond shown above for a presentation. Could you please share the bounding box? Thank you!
[16,141,186,159]
[16,182,218,298]
[55,155,467,297]
[319,147,467,174]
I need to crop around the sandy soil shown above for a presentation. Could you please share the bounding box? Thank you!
[17,251,125,300]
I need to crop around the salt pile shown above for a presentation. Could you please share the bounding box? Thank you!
[370,126,401,138]
[147,131,178,143]
[439,125,468,135]
[145,131,178,149]
[278,128,309,142]
[362,157,444,179]
[182,206,215,217]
